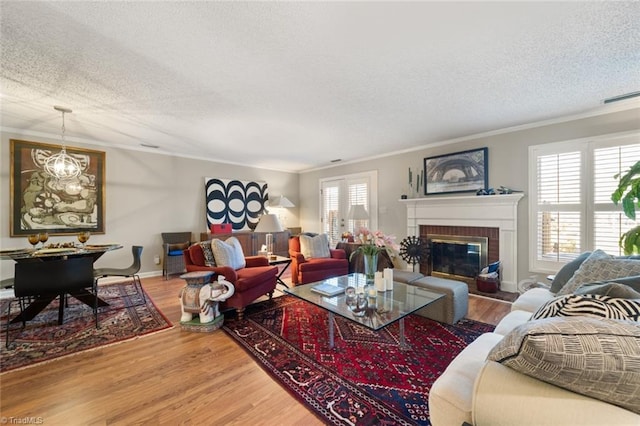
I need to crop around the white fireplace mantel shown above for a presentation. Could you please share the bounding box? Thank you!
[400,193,524,292]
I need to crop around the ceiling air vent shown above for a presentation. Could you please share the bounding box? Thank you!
[603,91,640,104]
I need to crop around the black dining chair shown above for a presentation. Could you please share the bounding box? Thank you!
[7,256,99,347]
[94,246,145,304]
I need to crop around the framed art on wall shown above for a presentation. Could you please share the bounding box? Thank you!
[424,147,488,195]
[204,177,268,231]
[10,139,106,236]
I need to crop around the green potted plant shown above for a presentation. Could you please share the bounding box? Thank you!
[611,160,640,254]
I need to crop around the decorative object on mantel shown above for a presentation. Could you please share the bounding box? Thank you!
[404,166,425,198]
[44,106,81,181]
[476,187,496,196]
[10,139,106,236]
[204,177,268,231]
[424,147,488,195]
[497,185,523,195]
[399,236,428,272]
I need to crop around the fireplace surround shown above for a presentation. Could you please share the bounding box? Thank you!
[401,193,523,292]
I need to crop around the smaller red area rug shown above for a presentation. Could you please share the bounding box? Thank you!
[1,282,172,373]
[223,296,494,425]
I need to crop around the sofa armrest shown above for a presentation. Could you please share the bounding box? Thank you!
[472,361,639,425]
[511,287,556,313]
[329,248,347,260]
[287,251,307,285]
[245,256,269,267]
[289,251,306,263]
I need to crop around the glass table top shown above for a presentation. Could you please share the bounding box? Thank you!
[0,244,123,260]
[284,273,445,330]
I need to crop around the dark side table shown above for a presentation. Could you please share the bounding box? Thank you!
[268,255,292,288]
[335,242,393,274]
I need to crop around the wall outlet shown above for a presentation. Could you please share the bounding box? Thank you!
[153,254,160,265]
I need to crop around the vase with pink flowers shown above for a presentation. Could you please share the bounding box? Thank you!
[350,227,399,283]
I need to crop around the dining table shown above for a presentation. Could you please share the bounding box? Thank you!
[1,243,122,324]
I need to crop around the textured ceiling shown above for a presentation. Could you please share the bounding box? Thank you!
[1,1,639,172]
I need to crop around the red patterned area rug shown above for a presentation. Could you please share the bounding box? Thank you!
[223,296,494,425]
[1,282,172,373]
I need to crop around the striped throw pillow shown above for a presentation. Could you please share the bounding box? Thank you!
[532,293,640,322]
[198,241,216,267]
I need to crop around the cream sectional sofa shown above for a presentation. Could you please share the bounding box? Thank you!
[428,250,640,426]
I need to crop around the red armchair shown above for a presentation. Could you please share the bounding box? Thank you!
[183,244,277,319]
[288,235,349,285]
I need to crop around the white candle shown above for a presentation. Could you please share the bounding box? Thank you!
[383,268,394,291]
[375,272,385,292]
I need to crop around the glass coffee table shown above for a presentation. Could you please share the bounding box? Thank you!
[284,273,445,349]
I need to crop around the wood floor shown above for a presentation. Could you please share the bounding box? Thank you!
[0,275,512,425]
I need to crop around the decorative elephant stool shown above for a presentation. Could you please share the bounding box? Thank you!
[179,271,235,332]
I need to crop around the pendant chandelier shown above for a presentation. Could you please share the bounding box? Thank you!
[44,106,81,181]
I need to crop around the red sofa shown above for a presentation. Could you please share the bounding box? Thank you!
[288,235,349,285]
[183,244,277,319]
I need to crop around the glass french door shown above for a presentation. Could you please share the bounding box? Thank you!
[320,172,377,247]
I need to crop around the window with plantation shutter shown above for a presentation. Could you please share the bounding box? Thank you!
[529,132,640,273]
[536,151,582,263]
[322,181,341,244]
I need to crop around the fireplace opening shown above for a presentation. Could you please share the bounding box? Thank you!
[429,235,488,280]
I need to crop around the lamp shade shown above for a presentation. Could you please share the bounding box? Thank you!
[269,196,295,208]
[254,214,284,233]
[347,204,369,220]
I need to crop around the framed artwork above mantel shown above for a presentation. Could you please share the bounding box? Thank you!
[424,147,488,195]
[10,139,106,236]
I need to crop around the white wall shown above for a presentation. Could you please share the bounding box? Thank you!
[3,105,638,283]
[299,106,640,281]
[0,132,299,279]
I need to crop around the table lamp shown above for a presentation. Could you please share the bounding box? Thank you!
[254,213,284,258]
[347,204,369,235]
[268,195,295,209]
[267,195,295,226]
